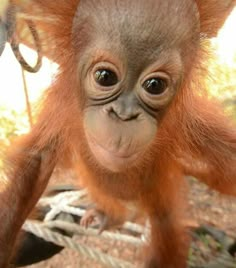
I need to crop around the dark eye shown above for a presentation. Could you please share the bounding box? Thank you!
[142,78,168,95]
[94,69,118,87]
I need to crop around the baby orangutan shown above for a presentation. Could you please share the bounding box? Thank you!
[0,0,236,267]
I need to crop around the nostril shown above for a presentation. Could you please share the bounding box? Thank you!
[122,113,139,121]
[104,103,140,121]
[109,107,120,120]
[128,113,140,121]
[110,108,139,121]
[104,106,120,120]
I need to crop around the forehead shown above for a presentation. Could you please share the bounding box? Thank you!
[74,0,199,59]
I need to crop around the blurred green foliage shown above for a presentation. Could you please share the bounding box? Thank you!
[0,106,29,168]
[207,44,236,118]
[0,106,28,148]
[208,61,236,117]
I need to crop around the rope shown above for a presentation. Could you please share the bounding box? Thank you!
[39,190,87,206]
[21,189,236,268]
[45,203,147,236]
[39,189,150,243]
[39,190,87,221]
[42,220,143,246]
[23,221,134,268]
[39,190,147,235]
[21,189,147,267]
[8,9,42,73]
[21,67,33,127]
[0,4,42,72]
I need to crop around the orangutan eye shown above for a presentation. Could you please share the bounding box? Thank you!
[94,69,118,87]
[142,77,168,95]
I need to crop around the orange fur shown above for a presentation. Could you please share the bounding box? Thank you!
[0,1,235,267]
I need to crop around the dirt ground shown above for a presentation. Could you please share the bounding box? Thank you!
[22,175,236,268]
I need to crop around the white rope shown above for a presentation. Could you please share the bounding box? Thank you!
[22,190,149,267]
[39,190,87,221]
[23,221,134,268]
[48,203,148,234]
[21,189,236,268]
[52,204,85,218]
[39,190,87,206]
[42,220,143,246]
[40,190,149,237]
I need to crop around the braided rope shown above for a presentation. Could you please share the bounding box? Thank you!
[23,221,134,268]
[48,203,148,236]
[39,190,147,235]
[40,190,87,221]
[39,190,87,206]
[22,190,236,268]
[21,190,152,267]
[42,220,143,246]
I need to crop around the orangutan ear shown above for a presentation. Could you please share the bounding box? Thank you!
[196,0,236,37]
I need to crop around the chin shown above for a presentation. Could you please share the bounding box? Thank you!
[87,137,141,173]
